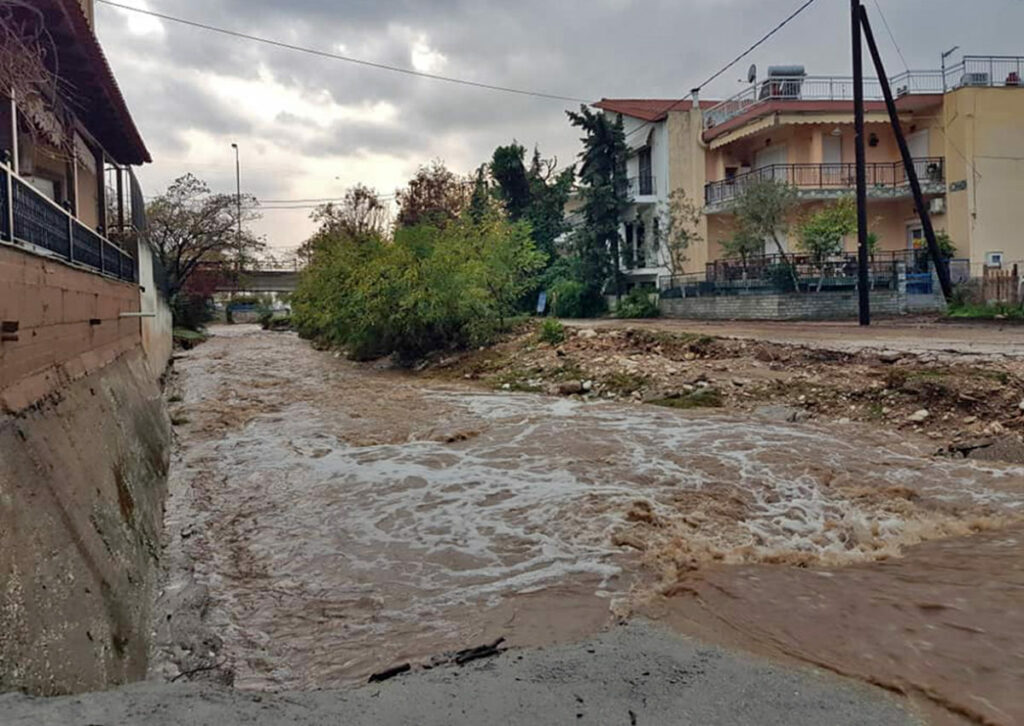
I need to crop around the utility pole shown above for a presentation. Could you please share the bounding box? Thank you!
[860,5,953,300]
[231,142,241,257]
[851,0,870,325]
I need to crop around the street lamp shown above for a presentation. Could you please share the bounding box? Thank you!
[230,142,241,270]
[941,46,959,92]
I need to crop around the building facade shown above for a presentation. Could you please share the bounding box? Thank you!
[597,55,1024,288]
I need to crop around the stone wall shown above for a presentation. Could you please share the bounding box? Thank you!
[0,244,142,411]
[660,288,946,321]
[0,350,170,695]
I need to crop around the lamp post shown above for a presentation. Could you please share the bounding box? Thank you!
[230,143,241,256]
[941,46,959,92]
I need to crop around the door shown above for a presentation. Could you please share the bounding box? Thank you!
[822,135,842,186]
[755,144,788,183]
[637,147,653,195]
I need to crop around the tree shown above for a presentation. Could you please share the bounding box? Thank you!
[298,184,389,264]
[720,225,764,268]
[395,159,469,229]
[730,178,798,290]
[567,105,629,301]
[489,143,532,220]
[659,188,703,280]
[798,198,856,291]
[144,173,263,298]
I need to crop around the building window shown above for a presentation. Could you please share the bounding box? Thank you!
[638,147,653,195]
[986,251,1004,268]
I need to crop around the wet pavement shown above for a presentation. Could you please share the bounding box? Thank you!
[155,325,1024,723]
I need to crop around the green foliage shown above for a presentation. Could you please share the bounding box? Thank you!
[720,226,764,266]
[291,213,546,363]
[567,105,629,299]
[661,189,703,276]
[651,387,724,409]
[395,159,470,229]
[170,292,214,330]
[947,302,1024,320]
[490,143,532,220]
[730,179,798,259]
[616,287,660,319]
[549,278,605,318]
[766,262,798,292]
[537,318,566,345]
[935,230,957,259]
[798,198,856,262]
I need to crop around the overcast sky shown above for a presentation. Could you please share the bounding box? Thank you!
[96,0,1023,251]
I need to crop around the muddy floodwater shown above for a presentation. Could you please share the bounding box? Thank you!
[158,326,1024,724]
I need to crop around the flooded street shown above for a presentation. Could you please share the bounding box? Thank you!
[158,326,1024,723]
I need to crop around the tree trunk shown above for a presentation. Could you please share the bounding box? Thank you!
[772,233,801,293]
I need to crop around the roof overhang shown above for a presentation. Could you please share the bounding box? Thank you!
[707,111,908,149]
[702,95,943,144]
[31,0,151,164]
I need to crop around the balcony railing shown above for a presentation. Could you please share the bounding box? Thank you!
[628,175,657,199]
[705,157,944,206]
[704,56,1023,130]
[0,163,136,283]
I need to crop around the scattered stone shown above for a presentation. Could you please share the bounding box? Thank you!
[878,351,902,364]
[963,415,978,425]
[731,378,745,387]
[967,435,1024,464]
[907,409,930,423]
[754,405,809,423]
[557,381,584,396]
[1018,399,1024,411]
[582,380,593,392]
[983,421,1007,436]
[368,663,411,683]
[501,383,511,390]
[578,328,598,340]
[837,417,851,424]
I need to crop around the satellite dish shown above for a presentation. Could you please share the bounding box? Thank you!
[747,64,757,84]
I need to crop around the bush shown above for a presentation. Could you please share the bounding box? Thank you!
[537,318,566,345]
[291,213,546,363]
[616,288,660,319]
[549,279,606,318]
[170,292,215,331]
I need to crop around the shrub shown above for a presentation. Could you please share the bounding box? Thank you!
[291,212,546,363]
[170,292,215,330]
[537,318,566,345]
[616,288,660,319]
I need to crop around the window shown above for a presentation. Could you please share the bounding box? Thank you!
[986,251,1004,268]
[637,147,653,195]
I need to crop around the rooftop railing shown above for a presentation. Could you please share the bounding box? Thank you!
[704,55,1023,129]
[0,161,137,283]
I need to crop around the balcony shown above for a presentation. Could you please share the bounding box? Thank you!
[704,157,945,209]
[628,175,657,202]
[0,163,137,283]
[704,56,1023,131]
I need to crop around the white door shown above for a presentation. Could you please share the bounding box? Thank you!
[907,130,929,159]
[755,145,788,183]
[821,135,842,186]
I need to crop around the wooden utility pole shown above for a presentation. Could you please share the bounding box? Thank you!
[859,5,954,300]
[851,0,871,325]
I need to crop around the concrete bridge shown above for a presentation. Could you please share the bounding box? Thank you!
[211,269,300,294]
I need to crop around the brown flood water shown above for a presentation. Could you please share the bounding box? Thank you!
[159,326,1024,723]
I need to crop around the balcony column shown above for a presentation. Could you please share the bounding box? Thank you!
[8,92,17,175]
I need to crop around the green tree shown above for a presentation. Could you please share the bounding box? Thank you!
[567,105,629,302]
[659,188,703,280]
[489,143,532,220]
[720,225,764,268]
[730,179,798,290]
[798,198,857,291]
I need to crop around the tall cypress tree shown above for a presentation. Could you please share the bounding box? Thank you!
[566,105,629,301]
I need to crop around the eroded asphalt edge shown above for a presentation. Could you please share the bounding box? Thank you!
[1,620,921,726]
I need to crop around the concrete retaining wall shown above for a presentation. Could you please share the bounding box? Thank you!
[0,244,142,411]
[137,240,173,378]
[660,288,946,321]
[0,350,170,695]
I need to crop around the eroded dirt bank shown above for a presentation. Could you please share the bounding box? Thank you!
[151,325,1024,724]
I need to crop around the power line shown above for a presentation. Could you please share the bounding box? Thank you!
[623,0,821,140]
[96,0,591,103]
[873,0,909,73]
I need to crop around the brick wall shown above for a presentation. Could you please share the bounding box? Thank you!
[661,288,945,321]
[0,244,141,410]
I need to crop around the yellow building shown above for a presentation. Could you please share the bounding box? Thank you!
[598,56,1024,286]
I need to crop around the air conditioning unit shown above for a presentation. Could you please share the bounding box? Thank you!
[929,197,946,215]
[961,72,990,87]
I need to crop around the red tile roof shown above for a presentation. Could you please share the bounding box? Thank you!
[593,98,721,122]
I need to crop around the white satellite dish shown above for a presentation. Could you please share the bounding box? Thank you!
[747,64,757,84]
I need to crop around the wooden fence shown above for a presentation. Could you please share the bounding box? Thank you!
[983,264,1020,305]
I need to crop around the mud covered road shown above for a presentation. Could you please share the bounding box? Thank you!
[14,324,1022,725]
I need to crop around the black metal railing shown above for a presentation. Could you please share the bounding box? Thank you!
[628,175,656,198]
[2,163,136,283]
[705,157,944,205]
